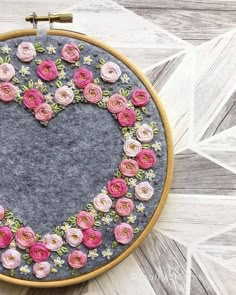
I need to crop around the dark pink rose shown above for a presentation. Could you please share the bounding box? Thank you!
[117,108,136,127]
[34,103,53,122]
[0,82,17,102]
[136,149,157,169]
[107,178,128,198]
[68,250,87,269]
[29,242,50,262]
[0,226,13,248]
[37,60,58,81]
[131,88,150,107]
[61,43,80,63]
[83,228,102,249]
[73,67,93,88]
[23,88,44,109]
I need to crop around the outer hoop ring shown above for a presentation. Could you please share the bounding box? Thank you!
[0,29,174,288]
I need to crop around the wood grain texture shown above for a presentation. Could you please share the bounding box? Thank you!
[25,284,87,295]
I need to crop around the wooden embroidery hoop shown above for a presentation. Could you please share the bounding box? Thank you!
[0,13,174,288]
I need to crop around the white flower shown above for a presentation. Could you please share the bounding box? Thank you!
[19,66,30,76]
[145,169,155,181]
[102,215,113,225]
[1,44,11,54]
[46,44,57,54]
[9,240,17,249]
[83,55,93,65]
[128,178,137,188]
[53,257,65,267]
[15,87,22,97]
[89,208,98,217]
[102,248,113,260]
[136,124,154,143]
[20,265,30,275]
[45,93,54,103]
[123,132,133,139]
[58,70,66,80]
[34,79,43,89]
[121,74,130,84]
[75,61,80,67]
[152,142,162,152]
[136,203,145,213]
[127,214,136,224]
[67,79,76,89]
[88,249,99,260]
[61,223,71,231]
[6,219,14,226]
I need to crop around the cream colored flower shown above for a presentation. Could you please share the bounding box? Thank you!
[61,223,71,231]
[136,203,145,213]
[102,215,113,225]
[127,214,136,224]
[46,44,57,55]
[83,55,93,65]
[1,44,11,54]
[20,265,30,274]
[88,249,99,260]
[102,248,113,260]
[152,142,162,152]
[34,79,43,89]
[53,257,65,267]
[67,79,76,89]
[58,70,66,80]
[19,65,30,76]
[121,74,130,84]
[145,169,155,181]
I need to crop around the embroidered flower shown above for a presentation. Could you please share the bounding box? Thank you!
[33,261,51,278]
[119,159,139,177]
[68,250,87,269]
[34,103,53,122]
[136,203,145,213]
[93,194,112,213]
[61,43,80,63]
[145,169,155,181]
[121,74,130,84]
[83,228,102,249]
[65,228,83,247]
[61,223,71,231]
[114,223,133,244]
[16,42,36,62]
[127,214,136,224]
[19,65,30,76]
[127,178,137,188]
[115,198,134,217]
[152,142,162,152]
[45,93,54,103]
[83,56,93,65]
[54,86,74,106]
[100,62,121,83]
[0,226,13,248]
[15,227,36,249]
[0,63,15,82]
[77,211,95,230]
[67,79,76,89]
[88,249,99,260]
[101,215,113,225]
[102,248,113,260]
[135,181,154,201]
[0,206,4,220]
[20,265,30,275]
[46,44,57,55]
[123,138,142,157]
[73,67,93,88]
[34,79,43,89]
[58,70,66,80]
[106,94,127,113]
[136,149,157,169]
[23,88,44,109]
[0,82,17,102]
[83,83,103,103]
[43,234,63,251]
[131,88,150,107]
[53,257,65,267]
[107,178,128,198]
[29,242,51,263]
[1,249,21,269]
[117,108,136,127]
[37,60,58,81]
[136,124,154,143]
[1,44,11,54]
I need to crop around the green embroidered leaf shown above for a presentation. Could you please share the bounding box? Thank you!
[96,64,102,69]
[94,78,100,84]
[21,85,28,92]
[119,88,125,96]
[114,215,119,222]
[78,43,84,50]
[99,58,106,65]
[94,220,101,227]
[55,58,62,66]
[134,227,140,233]
[34,42,42,48]
[51,268,58,273]
[28,80,33,89]
[0,57,3,64]
[150,122,159,134]
[75,95,82,103]
[36,47,45,53]
[86,203,94,209]
[110,210,116,216]
[12,77,20,84]
[56,80,63,88]
[112,241,118,248]
[102,90,110,97]
[142,144,150,149]
[141,107,148,114]
[35,59,42,65]
[40,85,48,94]
[57,64,65,71]
[5,55,11,63]
[73,89,80,95]
[4,211,13,219]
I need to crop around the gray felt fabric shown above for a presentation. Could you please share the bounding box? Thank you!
[0,34,168,281]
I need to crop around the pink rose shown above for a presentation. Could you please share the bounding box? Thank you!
[100,62,121,83]
[136,149,157,169]
[0,226,13,248]
[131,88,150,107]
[119,159,139,177]
[15,227,36,249]
[23,88,44,109]
[115,198,134,217]
[43,234,63,251]
[34,103,53,122]
[77,211,95,230]
[61,43,80,63]
[83,83,103,103]
[37,60,58,81]
[123,138,142,157]
[135,181,154,201]
[73,67,93,88]
[54,86,74,106]
[107,178,128,198]
[33,261,51,278]
[68,250,87,269]
[107,94,127,113]
[1,249,21,269]
[117,108,136,127]
[65,228,83,247]
[17,42,36,62]
[0,63,15,82]
[93,194,112,212]
[29,242,51,263]
[0,82,17,102]
[83,228,102,249]
[0,206,4,220]
[114,223,133,244]
[136,124,154,143]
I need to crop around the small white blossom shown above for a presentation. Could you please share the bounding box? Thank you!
[20,265,30,275]
[102,215,113,225]
[136,203,145,213]
[75,61,80,67]
[67,79,76,89]
[83,55,93,65]
[34,79,43,89]
[19,66,30,76]
[1,44,11,54]
[46,44,57,55]
[15,87,22,97]
[145,169,155,181]
[152,142,162,152]
[128,178,137,188]
[58,70,66,80]
[6,219,14,226]
[121,74,130,84]
[61,223,71,231]
[88,249,99,260]
[127,214,136,224]
[9,240,17,249]
[45,93,54,103]
[123,132,133,140]
[102,248,113,260]
[53,257,65,267]
[134,122,142,130]
[89,208,98,217]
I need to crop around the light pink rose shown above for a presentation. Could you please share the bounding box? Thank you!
[83,228,102,249]
[100,62,121,83]
[23,88,44,109]
[83,83,103,103]
[114,223,133,244]
[15,227,36,249]
[37,60,58,81]
[54,86,74,106]
[34,103,53,122]
[136,149,157,169]
[107,178,128,198]
[65,228,83,247]
[73,67,93,88]
[135,181,154,201]
[1,249,21,269]
[0,206,4,220]
[77,211,95,230]
[0,226,13,248]
[33,261,51,278]
[117,108,136,127]
[123,138,142,157]
[61,43,80,63]
[0,63,15,82]
[43,234,63,251]
[106,94,127,113]
[0,82,17,102]
[68,250,87,269]
[136,124,154,143]
[115,198,134,217]
[93,193,112,212]
[16,42,36,62]
[131,88,150,107]
[119,159,139,177]
[29,242,51,263]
